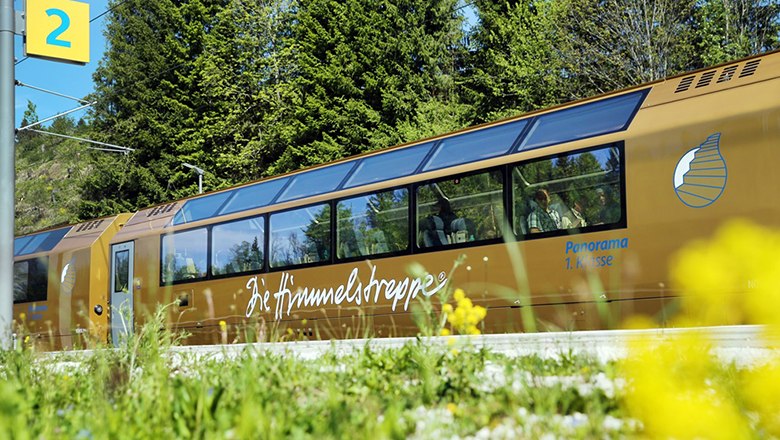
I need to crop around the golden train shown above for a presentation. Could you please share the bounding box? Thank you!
[12,50,780,349]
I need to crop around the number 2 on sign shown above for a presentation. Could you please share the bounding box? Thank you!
[45,9,72,48]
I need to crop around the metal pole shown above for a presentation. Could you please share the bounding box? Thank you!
[0,0,16,350]
[198,173,202,194]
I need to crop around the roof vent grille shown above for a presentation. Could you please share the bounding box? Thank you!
[739,59,761,77]
[695,70,717,88]
[75,219,104,233]
[675,75,696,93]
[148,202,177,217]
[717,65,738,83]
[674,58,763,94]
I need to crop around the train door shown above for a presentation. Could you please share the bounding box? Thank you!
[110,242,134,346]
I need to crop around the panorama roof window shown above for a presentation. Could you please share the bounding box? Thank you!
[422,119,529,172]
[218,177,290,216]
[517,90,646,152]
[172,191,233,225]
[275,161,356,203]
[13,227,71,257]
[343,141,435,189]
[168,88,647,227]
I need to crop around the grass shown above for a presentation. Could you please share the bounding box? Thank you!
[0,306,636,439]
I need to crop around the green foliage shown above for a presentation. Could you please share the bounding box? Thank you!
[265,0,470,175]
[0,335,634,438]
[14,0,780,231]
[15,112,94,235]
[464,0,566,121]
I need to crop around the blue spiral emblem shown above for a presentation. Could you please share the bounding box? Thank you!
[673,133,727,208]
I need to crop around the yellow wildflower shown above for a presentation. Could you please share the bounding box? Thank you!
[439,328,451,336]
[742,362,780,435]
[622,333,750,439]
[446,403,457,415]
[219,320,227,329]
[453,289,465,302]
[442,304,453,314]
[19,313,26,321]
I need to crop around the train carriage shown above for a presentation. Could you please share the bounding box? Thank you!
[15,50,780,347]
[12,214,132,349]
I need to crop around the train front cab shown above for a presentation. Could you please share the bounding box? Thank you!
[13,214,131,350]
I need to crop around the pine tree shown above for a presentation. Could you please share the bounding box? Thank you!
[465,0,565,121]
[265,0,469,174]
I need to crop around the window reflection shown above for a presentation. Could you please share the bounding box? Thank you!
[337,189,408,259]
[114,250,130,293]
[417,171,504,248]
[270,204,331,268]
[161,228,208,283]
[13,258,48,303]
[512,145,624,236]
[212,217,264,276]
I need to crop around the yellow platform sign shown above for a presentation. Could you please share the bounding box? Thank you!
[24,0,90,65]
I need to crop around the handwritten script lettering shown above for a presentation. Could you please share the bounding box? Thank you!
[244,266,447,320]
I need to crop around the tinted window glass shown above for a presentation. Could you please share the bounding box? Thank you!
[344,142,434,188]
[173,191,233,225]
[518,91,645,151]
[13,262,28,303]
[270,204,330,268]
[337,189,409,259]
[512,144,624,236]
[277,162,355,203]
[218,178,289,216]
[13,258,48,304]
[114,250,130,293]
[13,236,31,256]
[15,227,71,256]
[212,217,265,276]
[161,228,208,283]
[417,171,504,248]
[423,120,527,172]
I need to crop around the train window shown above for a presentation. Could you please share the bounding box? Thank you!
[14,236,31,255]
[343,142,434,189]
[512,144,625,237]
[13,258,48,304]
[276,162,356,203]
[173,191,233,225]
[422,120,527,172]
[417,170,504,248]
[161,228,208,283]
[14,227,71,257]
[217,177,289,216]
[517,90,646,152]
[270,203,331,268]
[114,250,130,293]
[211,217,265,276]
[336,188,409,259]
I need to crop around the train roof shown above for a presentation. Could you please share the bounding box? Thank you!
[14,214,129,260]
[9,48,760,243]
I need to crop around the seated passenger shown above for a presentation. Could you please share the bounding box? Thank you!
[420,197,456,247]
[527,189,562,233]
[420,215,448,247]
[450,217,476,242]
[562,198,588,229]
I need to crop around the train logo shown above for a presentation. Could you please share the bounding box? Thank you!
[673,133,727,208]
